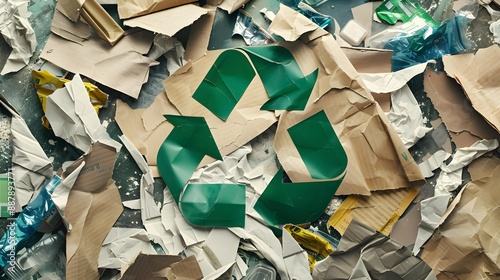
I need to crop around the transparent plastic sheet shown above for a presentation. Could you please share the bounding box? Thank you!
[0,175,62,268]
[232,10,275,46]
[388,15,474,70]
[279,0,332,28]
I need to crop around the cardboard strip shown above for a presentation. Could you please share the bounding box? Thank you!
[80,0,125,45]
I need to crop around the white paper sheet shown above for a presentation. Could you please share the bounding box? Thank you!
[412,194,451,255]
[98,228,156,269]
[45,74,121,152]
[360,62,428,93]
[147,34,187,75]
[0,97,53,212]
[418,150,450,178]
[386,84,432,148]
[0,0,37,75]
[229,216,289,280]
[435,139,499,196]
[282,228,312,280]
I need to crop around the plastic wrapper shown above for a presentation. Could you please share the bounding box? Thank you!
[368,14,474,71]
[284,224,334,271]
[32,70,108,129]
[232,10,275,46]
[280,0,332,28]
[376,0,438,26]
[0,175,62,268]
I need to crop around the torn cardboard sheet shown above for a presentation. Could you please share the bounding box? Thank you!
[269,4,318,42]
[117,0,197,19]
[418,150,450,178]
[124,4,207,36]
[57,0,85,22]
[434,139,499,196]
[412,194,451,255]
[98,228,157,269]
[359,62,428,93]
[424,67,500,148]
[45,74,121,153]
[0,96,53,212]
[341,47,393,74]
[443,45,500,132]
[422,156,500,279]
[41,25,158,99]
[121,254,203,280]
[387,84,432,149]
[184,7,216,62]
[390,203,421,247]
[313,219,437,280]
[219,0,251,14]
[51,160,85,230]
[115,92,179,169]
[0,0,37,75]
[327,187,419,236]
[351,2,374,40]
[80,0,125,45]
[65,142,123,279]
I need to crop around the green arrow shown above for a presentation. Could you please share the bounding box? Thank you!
[157,115,246,227]
[192,50,255,121]
[254,168,344,226]
[181,183,246,227]
[157,115,222,204]
[241,46,318,111]
[287,110,347,180]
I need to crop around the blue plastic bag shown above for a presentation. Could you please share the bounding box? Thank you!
[384,15,474,70]
[0,175,61,268]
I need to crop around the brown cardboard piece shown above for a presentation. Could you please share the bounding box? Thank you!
[275,39,423,195]
[424,67,500,148]
[422,156,500,279]
[390,202,422,247]
[64,142,123,279]
[80,0,125,45]
[218,0,250,14]
[184,7,217,62]
[327,187,419,236]
[51,8,91,44]
[41,24,158,99]
[122,254,203,280]
[115,92,179,170]
[57,0,85,22]
[123,4,208,36]
[269,4,318,42]
[117,0,197,19]
[341,47,392,74]
[443,46,500,133]
[269,7,424,195]
[351,2,374,40]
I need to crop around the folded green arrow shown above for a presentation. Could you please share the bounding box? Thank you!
[192,50,256,121]
[254,168,344,226]
[241,46,318,111]
[254,110,347,226]
[156,115,246,227]
[192,46,318,121]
